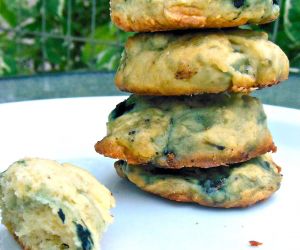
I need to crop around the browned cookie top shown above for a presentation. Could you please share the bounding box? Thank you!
[111,0,280,32]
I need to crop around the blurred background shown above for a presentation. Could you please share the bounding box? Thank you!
[0,0,132,75]
[0,0,299,105]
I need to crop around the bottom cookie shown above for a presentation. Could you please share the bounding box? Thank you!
[115,155,282,208]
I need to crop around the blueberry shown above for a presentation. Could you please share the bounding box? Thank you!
[57,208,65,224]
[163,149,173,156]
[75,223,94,250]
[233,0,245,8]
[111,100,135,119]
[128,130,136,135]
[215,145,225,151]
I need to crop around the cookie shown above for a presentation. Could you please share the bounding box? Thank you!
[95,94,276,168]
[111,0,280,32]
[0,158,115,250]
[115,30,289,96]
[115,155,282,208]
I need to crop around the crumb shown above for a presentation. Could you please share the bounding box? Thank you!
[195,222,198,225]
[276,165,282,173]
[249,241,263,247]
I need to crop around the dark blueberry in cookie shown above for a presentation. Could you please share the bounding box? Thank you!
[76,223,94,250]
[57,208,65,223]
[233,0,245,8]
[111,100,135,119]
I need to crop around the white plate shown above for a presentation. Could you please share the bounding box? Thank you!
[0,97,299,250]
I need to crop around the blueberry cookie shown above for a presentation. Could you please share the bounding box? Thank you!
[115,155,282,208]
[95,94,276,168]
[111,0,280,32]
[0,158,115,250]
[115,30,289,96]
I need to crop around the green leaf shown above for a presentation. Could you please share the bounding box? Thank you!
[0,0,17,26]
[45,38,68,66]
[0,53,11,75]
[81,22,133,70]
[290,53,300,68]
[95,47,121,71]
[45,0,65,18]
[82,23,118,57]
[284,0,300,44]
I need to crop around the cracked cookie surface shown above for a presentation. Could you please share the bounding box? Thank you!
[111,0,280,32]
[115,30,289,96]
[114,155,282,208]
[95,94,276,168]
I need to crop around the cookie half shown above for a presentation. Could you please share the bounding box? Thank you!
[95,94,276,168]
[111,0,280,32]
[115,155,282,208]
[115,30,289,96]
[0,158,115,250]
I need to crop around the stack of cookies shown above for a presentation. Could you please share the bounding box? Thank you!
[95,0,289,208]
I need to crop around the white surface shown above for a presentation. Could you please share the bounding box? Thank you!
[0,96,299,250]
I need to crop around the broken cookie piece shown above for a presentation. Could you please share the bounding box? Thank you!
[0,158,115,250]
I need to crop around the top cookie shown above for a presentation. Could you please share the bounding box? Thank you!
[111,0,280,32]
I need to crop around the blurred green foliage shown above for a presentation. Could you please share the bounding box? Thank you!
[0,0,130,76]
[258,0,300,71]
[0,0,299,76]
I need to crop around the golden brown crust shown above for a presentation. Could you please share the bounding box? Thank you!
[12,233,30,250]
[4,225,30,250]
[112,14,272,33]
[111,1,279,32]
[230,79,284,93]
[95,138,151,165]
[96,133,276,169]
[159,187,276,208]
[116,77,287,96]
[158,137,277,168]
[157,189,274,208]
